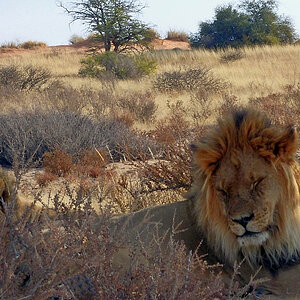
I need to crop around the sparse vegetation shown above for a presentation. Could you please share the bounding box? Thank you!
[166,30,189,42]
[18,41,47,49]
[0,64,51,91]
[0,110,158,167]
[69,34,85,45]
[116,90,157,123]
[0,26,300,298]
[220,48,245,63]
[153,66,227,93]
[0,40,47,49]
[79,52,156,80]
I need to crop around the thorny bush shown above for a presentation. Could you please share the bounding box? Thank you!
[153,66,227,93]
[116,90,158,123]
[0,110,158,167]
[0,64,51,91]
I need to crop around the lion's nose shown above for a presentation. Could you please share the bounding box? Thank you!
[232,213,254,228]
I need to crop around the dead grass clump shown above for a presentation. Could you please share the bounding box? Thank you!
[0,64,51,91]
[0,41,19,49]
[220,48,245,63]
[116,117,196,210]
[36,171,58,186]
[18,41,47,49]
[153,66,227,93]
[166,30,189,42]
[116,90,157,123]
[0,166,226,299]
[0,174,258,299]
[112,112,135,127]
[76,149,108,178]
[43,149,74,177]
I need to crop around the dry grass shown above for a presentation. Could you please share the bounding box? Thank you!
[0,42,299,298]
[166,30,189,42]
[1,44,299,126]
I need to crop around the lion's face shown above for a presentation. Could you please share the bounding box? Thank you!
[191,110,300,266]
[213,150,281,248]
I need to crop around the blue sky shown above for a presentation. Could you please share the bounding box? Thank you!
[0,0,299,46]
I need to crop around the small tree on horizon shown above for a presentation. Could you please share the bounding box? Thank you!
[59,0,151,52]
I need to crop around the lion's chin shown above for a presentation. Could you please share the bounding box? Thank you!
[237,231,269,247]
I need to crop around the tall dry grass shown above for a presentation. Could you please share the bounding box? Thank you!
[0,43,298,298]
[1,44,299,125]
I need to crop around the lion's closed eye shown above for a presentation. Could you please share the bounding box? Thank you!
[216,188,229,202]
[252,177,265,191]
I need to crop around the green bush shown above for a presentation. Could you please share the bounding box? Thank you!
[79,52,156,80]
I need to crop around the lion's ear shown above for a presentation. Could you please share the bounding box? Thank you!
[251,126,298,161]
[192,142,222,174]
[0,177,12,202]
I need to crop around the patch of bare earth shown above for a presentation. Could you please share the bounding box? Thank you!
[0,39,190,58]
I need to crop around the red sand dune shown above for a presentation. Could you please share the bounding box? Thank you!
[0,39,190,58]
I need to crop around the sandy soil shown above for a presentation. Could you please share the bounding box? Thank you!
[0,39,190,58]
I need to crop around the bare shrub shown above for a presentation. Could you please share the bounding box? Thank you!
[0,168,260,299]
[0,111,158,167]
[154,66,227,93]
[248,83,300,126]
[166,30,189,42]
[69,34,85,45]
[116,90,157,123]
[189,90,239,127]
[0,195,228,299]
[44,80,89,112]
[43,80,117,116]
[0,64,51,91]
[116,116,197,212]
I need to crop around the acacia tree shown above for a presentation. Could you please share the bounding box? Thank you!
[59,0,150,52]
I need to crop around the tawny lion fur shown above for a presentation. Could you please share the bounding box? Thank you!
[110,109,300,298]
[0,169,55,221]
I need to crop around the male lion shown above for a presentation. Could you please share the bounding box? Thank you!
[110,109,300,298]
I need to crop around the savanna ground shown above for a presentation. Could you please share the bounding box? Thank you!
[0,40,300,299]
